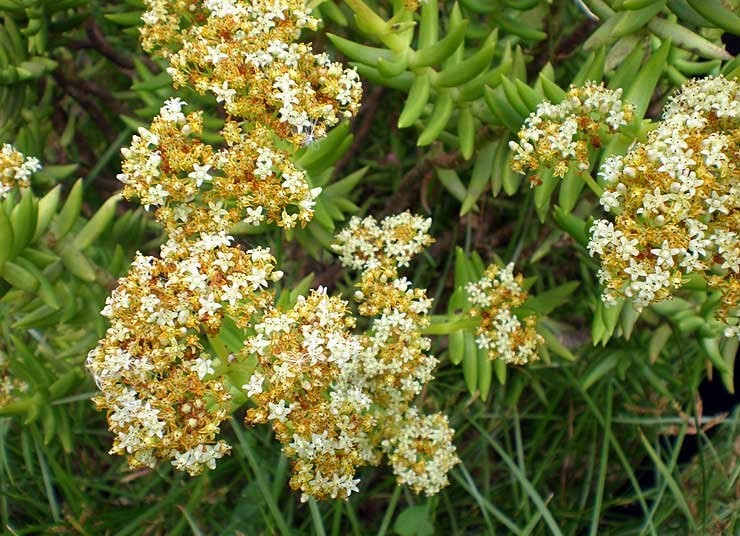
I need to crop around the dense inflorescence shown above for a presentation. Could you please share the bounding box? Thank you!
[381,408,458,496]
[86,234,281,474]
[509,82,634,178]
[349,218,458,496]
[89,0,364,475]
[466,263,542,365]
[117,100,320,234]
[332,212,434,270]
[588,76,740,337]
[88,1,459,499]
[0,143,41,199]
[0,349,29,407]
[244,288,372,501]
[140,0,361,147]
[118,0,362,237]
[240,212,458,501]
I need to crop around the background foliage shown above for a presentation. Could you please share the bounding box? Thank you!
[0,0,738,534]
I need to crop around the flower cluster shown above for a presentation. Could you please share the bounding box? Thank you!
[331,212,434,271]
[86,234,281,474]
[123,0,362,237]
[90,1,455,498]
[0,349,29,408]
[350,226,458,496]
[0,143,41,199]
[588,76,740,337]
[381,408,458,496]
[466,263,542,365]
[91,0,364,478]
[240,213,458,501]
[509,82,634,178]
[140,0,362,146]
[118,100,320,234]
[244,288,371,501]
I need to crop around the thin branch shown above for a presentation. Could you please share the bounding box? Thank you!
[53,69,117,145]
[84,18,134,71]
[83,18,161,75]
[332,85,384,179]
[381,147,463,218]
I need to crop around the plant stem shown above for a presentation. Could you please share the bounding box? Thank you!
[376,485,402,536]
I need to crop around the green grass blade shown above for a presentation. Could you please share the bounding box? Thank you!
[470,419,564,536]
[230,418,292,535]
[452,463,520,533]
[376,485,401,536]
[309,498,327,536]
[588,382,612,535]
[639,428,695,532]
[563,368,656,534]
[31,428,60,523]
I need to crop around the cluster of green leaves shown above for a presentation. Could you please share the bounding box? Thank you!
[0,178,148,436]
[0,0,738,534]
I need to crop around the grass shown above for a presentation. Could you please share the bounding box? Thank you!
[2,343,736,534]
[1,1,739,534]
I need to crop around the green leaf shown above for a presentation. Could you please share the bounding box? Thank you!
[648,323,672,363]
[517,282,579,317]
[104,12,143,26]
[394,505,433,536]
[462,331,478,395]
[448,329,465,365]
[533,169,557,222]
[437,168,467,203]
[461,141,497,215]
[539,325,576,361]
[557,168,585,214]
[624,39,671,119]
[581,353,620,390]
[323,167,367,197]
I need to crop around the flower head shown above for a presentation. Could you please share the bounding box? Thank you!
[466,263,542,365]
[510,83,634,178]
[141,0,361,146]
[237,214,457,501]
[119,103,319,234]
[86,235,279,474]
[587,76,740,334]
[0,144,41,199]
[332,212,434,271]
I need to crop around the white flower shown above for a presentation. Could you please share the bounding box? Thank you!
[244,206,264,225]
[160,98,187,123]
[192,356,215,380]
[267,400,294,422]
[706,191,730,215]
[599,189,621,211]
[242,372,265,396]
[205,45,228,64]
[171,442,230,475]
[213,80,236,104]
[650,241,684,268]
[198,293,222,317]
[188,163,212,187]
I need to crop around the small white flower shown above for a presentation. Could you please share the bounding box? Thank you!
[192,356,215,380]
[267,400,294,422]
[242,372,265,397]
[205,45,228,64]
[213,80,236,104]
[188,163,212,187]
